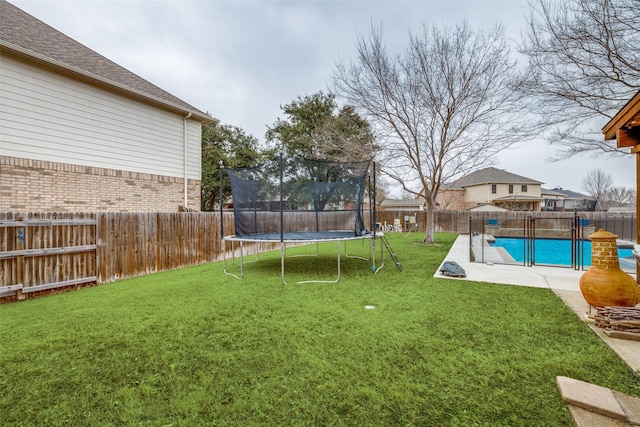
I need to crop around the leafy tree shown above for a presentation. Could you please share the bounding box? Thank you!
[333,22,531,243]
[200,123,265,211]
[265,92,378,163]
[520,0,640,159]
[265,92,380,213]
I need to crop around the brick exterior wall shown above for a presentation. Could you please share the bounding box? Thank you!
[0,156,201,211]
[589,229,620,270]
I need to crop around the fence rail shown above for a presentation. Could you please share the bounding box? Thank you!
[0,212,97,300]
[1,209,636,301]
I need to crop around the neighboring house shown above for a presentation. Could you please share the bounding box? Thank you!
[436,167,544,211]
[541,187,566,211]
[542,187,597,212]
[0,0,217,212]
[379,198,425,211]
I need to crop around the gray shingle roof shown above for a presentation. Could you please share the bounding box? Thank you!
[450,167,543,189]
[0,0,216,123]
[380,198,425,208]
[544,187,593,200]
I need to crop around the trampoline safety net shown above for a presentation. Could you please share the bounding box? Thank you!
[226,157,371,239]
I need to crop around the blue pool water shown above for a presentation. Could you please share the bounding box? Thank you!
[491,237,634,267]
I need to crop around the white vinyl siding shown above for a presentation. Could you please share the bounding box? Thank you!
[465,183,542,204]
[0,56,201,180]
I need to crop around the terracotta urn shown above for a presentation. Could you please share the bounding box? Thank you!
[579,229,639,308]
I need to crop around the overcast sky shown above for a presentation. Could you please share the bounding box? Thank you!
[10,0,635,194]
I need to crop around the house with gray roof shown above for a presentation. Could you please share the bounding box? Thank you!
[436,167,544,211]
[0,0,217,211]
[542,187,597,212]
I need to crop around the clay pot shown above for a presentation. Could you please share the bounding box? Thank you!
[580,267,639,307]
[579,229,639,308]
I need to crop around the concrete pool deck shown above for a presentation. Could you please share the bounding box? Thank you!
[436,234,640,378]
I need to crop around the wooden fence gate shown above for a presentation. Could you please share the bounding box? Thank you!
[0,213,97,300]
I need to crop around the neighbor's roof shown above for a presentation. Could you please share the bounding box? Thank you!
[468,203,509,212]
[492,194,544,203]
[380,198,425,208]
[0,0,217,124]
[541,188,565,197]
[547,187,593,200]
[450,167,543,189]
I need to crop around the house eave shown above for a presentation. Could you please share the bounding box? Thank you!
[602,90,640,142]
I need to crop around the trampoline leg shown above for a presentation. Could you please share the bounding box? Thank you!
[285,242,320,259]
[222,239,243,280]
[281,242,287,284]
[374,234,386,274]
[337,240,341,281]
[285,240,342,284]
[344,239,370,261]
[370,237,375,271]
[239,241,244,278]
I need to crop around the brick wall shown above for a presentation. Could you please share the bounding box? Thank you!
[589,229,620,270]
[0,156,200,211]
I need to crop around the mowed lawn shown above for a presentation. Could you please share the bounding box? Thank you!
[1,233,638,426]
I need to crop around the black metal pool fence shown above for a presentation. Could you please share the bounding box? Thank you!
[469,212,637,271]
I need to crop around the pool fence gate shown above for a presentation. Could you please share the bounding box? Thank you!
[468,212,636,272]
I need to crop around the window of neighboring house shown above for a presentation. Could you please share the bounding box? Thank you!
[521,185,528,192]
[491,184,497,194]
[508,184,513,194]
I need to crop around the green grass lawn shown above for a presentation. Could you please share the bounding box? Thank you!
[1,233,638,426]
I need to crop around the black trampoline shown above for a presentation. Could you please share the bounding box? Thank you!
[220,154,380,283]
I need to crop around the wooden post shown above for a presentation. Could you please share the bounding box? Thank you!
[16,217,25,300]
[637,147,640,284]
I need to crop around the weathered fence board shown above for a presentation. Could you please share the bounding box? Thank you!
[94,211,236,284]
[0,212,97,299]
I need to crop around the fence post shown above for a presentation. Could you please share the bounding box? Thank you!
[15,217,25,300]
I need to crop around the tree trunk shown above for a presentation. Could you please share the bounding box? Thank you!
[423,199,436,244]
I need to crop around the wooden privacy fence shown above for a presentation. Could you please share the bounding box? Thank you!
[375,210,469,234]
[0,212,237,301]
[1,209,636,300]
[96,211,232,282]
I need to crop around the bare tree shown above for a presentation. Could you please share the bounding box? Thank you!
[374,175,392,204]
[311,105,380,162]
[582,169,614,210]
[333,22,531,243]
[520,0,640,160]
[605,186,636,208]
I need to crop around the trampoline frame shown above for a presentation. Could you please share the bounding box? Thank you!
[222,233,377,284]
[219,155,380,284]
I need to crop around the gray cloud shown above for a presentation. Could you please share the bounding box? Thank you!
[10,0,635,190]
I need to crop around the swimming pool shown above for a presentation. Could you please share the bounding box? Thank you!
[491,237,634,267]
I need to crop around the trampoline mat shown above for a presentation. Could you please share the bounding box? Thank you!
[225,231,372,242]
